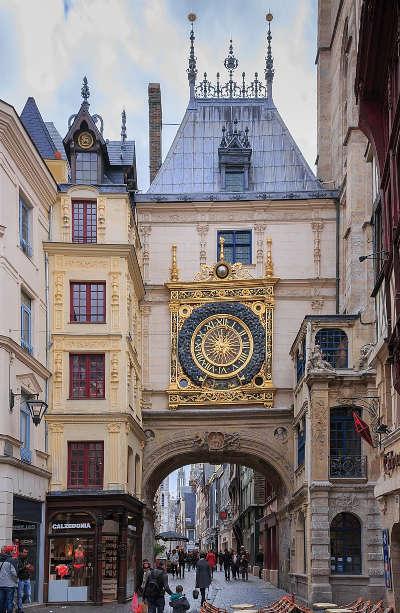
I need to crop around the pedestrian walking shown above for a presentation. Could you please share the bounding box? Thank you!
[16,547,34,612]
[256,547,264,579]
[223,548,232,581]
[169,584,190,613]
[239,551,249,581]
[218,550,224,572]
[231,550,239,580]
[192,550,198,571]
[170,550,179,579]
[0,545,18,613]
[138,559,152,595]
[206,549,216,579]
[143,559,172,613]
[195,552,212,605]
[186,552,192,573]
[178,548,185,579]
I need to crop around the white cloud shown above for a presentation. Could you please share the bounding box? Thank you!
[0,0,317,189]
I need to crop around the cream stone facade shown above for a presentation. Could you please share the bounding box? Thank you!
[0,99,57,601]
[313,0,384,605]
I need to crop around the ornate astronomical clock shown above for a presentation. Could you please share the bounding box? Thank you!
[167,239,277,409]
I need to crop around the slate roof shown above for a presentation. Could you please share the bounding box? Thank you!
[20,97,136,186]
[45,122,67,160]
[148,97,323,196]
[20,97,56,159]
[106,140,135,167]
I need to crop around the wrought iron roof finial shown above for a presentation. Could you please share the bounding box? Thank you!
[224,39,239,71]
[170,244,180,282]
[265,237,274,277]
[81,76,90,104]
[265,12,274,99]
[187,13,198,100]
[121,109,127,144]
[219,236,225,261]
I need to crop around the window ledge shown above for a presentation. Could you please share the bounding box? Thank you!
[329,477,368,484]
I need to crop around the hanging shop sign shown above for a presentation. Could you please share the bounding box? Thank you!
[383,451,400,475]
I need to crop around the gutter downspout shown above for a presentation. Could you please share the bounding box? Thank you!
[335,197,340,314]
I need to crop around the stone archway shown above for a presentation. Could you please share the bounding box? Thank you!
[141,407,294,560]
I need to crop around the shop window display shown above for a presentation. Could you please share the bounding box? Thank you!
[48,514,95,602]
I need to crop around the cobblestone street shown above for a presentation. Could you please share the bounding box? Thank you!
[29,568,287,613]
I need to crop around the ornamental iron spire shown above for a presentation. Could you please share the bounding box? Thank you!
[219,236,225,261]
[81,76,90,104]
[187,13,198,100]
[265,238,274,277]
[170,244,180,282]
[121,109,127,144]
[265,12,274,99]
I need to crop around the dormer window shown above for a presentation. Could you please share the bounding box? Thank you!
[76,151,98,184]
[218,121,252,192]
[225,167,245,192]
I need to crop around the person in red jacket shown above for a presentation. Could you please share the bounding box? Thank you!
[206,550,216,579]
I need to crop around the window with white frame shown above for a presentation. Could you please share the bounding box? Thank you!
[20,290,32,354]
[19,195,32,257]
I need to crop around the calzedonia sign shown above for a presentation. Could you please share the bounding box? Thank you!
[52,522,93,530]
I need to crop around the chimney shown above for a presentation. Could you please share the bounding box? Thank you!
[148,83,162,184]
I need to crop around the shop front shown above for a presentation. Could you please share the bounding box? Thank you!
[45,492,143,604]
[12,496,44,603]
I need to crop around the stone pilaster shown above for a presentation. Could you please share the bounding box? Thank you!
[106,422,121,489]
[310,486,332,602]
[48,423,64,490]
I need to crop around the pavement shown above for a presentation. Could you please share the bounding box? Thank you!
[28,567,287,613]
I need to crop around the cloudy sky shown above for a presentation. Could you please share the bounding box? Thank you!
[0,0,317,190]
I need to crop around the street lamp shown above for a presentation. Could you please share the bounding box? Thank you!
[9,391,48,426]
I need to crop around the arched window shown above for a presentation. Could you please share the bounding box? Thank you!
[330,407,363,477]
[330,513,361,574]
[315,328,348,368]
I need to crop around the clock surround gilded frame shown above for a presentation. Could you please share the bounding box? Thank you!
[166,263,277,410]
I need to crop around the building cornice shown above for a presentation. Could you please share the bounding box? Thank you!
[0,335,51,379]
[136,194,338,209]
[0,455,51,480]
[43,242,144,300]
[45,411,145,442]
[0,100,57,208]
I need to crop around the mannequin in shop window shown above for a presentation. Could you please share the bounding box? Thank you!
[73,544,86,586]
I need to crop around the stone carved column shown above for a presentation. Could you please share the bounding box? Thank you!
[196,223,209,265]
[110,352,119,408]
[140,225,152,282]
[97,197,106,243]
[53,351,63,408]
[48,423,64,489]
[106,422,121,488]
[54,273,64,331]
[61,196,71,242]
[110,272,120,330]
[141,304,151,390]
[254,223,266,277]
[311,220,324,278]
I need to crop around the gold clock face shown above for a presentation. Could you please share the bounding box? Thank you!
[190,314,253,379]
[77,131,94,149]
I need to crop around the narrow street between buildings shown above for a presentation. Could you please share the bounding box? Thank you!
[28,568,287,613]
